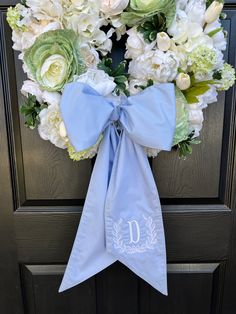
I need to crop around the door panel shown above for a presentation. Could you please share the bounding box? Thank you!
[1,2,236,314]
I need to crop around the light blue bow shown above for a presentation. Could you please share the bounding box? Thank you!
[58,82,176,295]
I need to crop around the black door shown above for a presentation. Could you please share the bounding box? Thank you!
[1,1,236,314]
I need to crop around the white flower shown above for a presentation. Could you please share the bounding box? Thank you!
[197,85,218,109]
[168,20,203,45]
[144,147,161,158]
[12,21,61,52]
[21,80,43,102]
[128,78,148,95]
[129,50,179,83]
[38,103,68,149]
[125,27,155,59]
[204,1,223,24]
[185,0,206,25]
[64,12,100,39]
[26,0,64,20]
[183,33,213,52]
[101,0,129,16]
[176,73,191,90]
[188,104,204,137]
[41,90,61,106]
[156,32,171,52]
[74,68,116,96]
[80,44,100,67]
[204,20,227,51]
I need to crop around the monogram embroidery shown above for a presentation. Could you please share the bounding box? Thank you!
[112,216,158,254]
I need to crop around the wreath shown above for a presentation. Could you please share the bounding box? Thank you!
[7,0,235,160]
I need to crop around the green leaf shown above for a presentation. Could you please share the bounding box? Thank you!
[137,13,167,43]
[207,27,222,38]
[20,94,47,129]
[98,58,130,96]
[183,79,213,104]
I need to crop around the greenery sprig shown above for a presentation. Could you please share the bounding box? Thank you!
[98,58,130,96]
[137,13,167,43]
[20,94,47,129]
[176,132,201,158]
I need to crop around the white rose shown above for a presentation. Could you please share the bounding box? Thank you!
[74,69,116,96]
[156,32,171,51]
[176,73,191,90]
[204,1,223,24]
[38,103,68,149]
[40,54,68,90]
[21,80,43,102]
[101,0,129,16]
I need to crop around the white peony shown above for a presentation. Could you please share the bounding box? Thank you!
[74,68,116,96]
[21,80,43,102]
[129,50,179,83]
[125,27,156,59]
[101,0,129,16]
[38,103,68,149]
[204,20,227,51]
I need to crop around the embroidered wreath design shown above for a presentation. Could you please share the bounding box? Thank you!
[7,0,235,160]
[112,216,158,254]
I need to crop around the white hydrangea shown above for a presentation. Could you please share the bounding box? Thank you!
[38,103,68,149]
[204,20,227,51]
[26,0,64,20]
[128,50,179,83]
[12,21,61,52]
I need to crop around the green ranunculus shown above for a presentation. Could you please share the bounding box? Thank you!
[173,87,189,146]
[24,29,85,92]
[121,0,176,28]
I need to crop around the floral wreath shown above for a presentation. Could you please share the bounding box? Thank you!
[7,0,235,160]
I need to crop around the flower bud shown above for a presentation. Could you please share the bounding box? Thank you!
[156,32,171,51]
[176,73,191,90]
[205,1,223,24]
[59,121,67,138]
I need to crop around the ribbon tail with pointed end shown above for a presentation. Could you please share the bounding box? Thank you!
[59,126,118,292]
[105,132,168,295]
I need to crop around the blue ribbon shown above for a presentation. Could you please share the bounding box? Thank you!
[58,82,176,295]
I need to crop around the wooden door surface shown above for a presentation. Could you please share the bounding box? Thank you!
[1,1,236,314]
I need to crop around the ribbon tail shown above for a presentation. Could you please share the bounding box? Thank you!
[59,126,118,292]
[105,132,168,295]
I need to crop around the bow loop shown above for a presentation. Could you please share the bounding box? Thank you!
[60,82,176,153]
